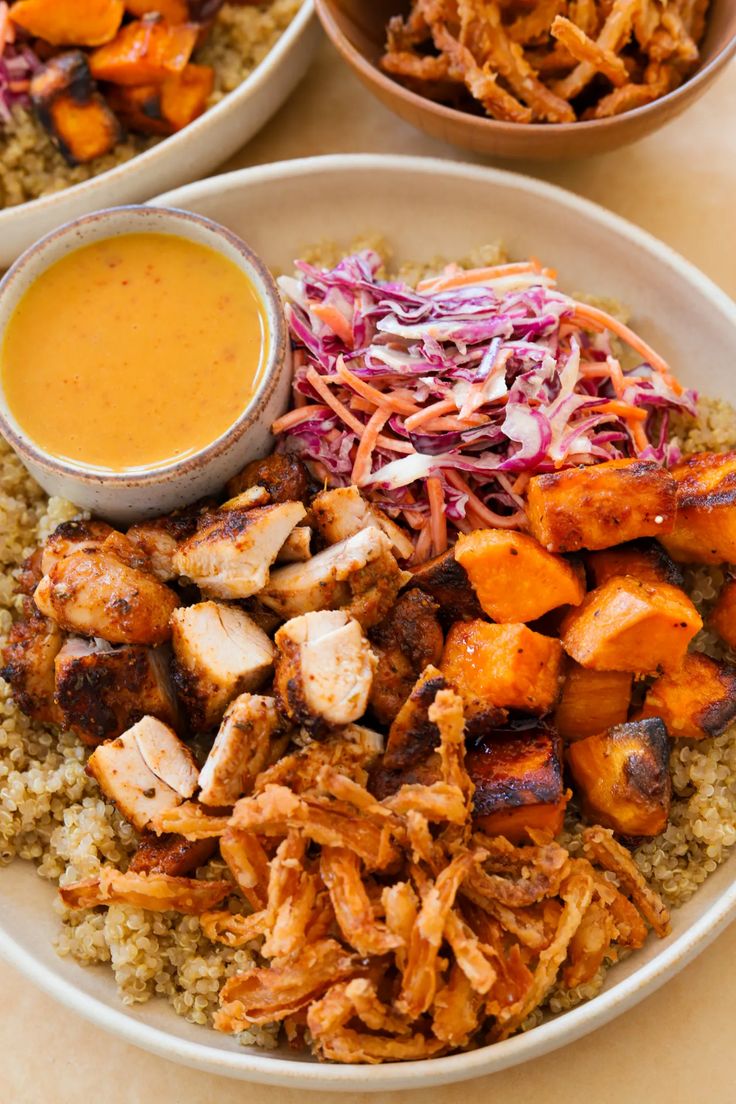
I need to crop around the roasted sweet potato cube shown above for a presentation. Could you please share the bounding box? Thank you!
[567,718,671,837]
[89,18,198,85]
[527,459,676,553]
[555,663,632,741]
[467,726,568,844]
[454,529,585,623]
[441,621,564,716]
[660,451,736,563]
[107,63,213,135]
[160,63,213,130]
[710,579,736,650]
[560,577,702,675]
[105,82,170,135]
[31,52,121,164]
[125,0,224,19]
[637,652,736,740]
[407,548,483,625]
[585,539,683,589]
[125,0,189,20]
[10,0,124,47]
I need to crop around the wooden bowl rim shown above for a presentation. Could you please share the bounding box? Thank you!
[314,0,736,135]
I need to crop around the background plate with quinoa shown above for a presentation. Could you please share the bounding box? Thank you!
[0,1,318,268]
[2,156,736,1090]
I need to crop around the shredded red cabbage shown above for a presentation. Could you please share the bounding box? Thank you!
[0,18,39,127]
[276,250,697,546]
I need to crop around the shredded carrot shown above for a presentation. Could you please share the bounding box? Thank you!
[7,79,29,93]
[426,476,448,557]
[571,302,682,394]
[310,303,354,348]
[335,357,419,416]
[271,404,332,434]
[446,470,526,530]
[351,408,389,486]
[597,400,648,422]
[405,399,457,432]
[417,261,546,294]
[630,420,650,452]
[305,368,414,456]
[413,521,432,564]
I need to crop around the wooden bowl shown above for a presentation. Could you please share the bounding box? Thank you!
[314,0,736,159]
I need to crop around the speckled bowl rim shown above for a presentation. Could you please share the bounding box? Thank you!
[0,204,288,488]
[0,1,315,232]
[1,154,735,1091]
[314,0,736,138]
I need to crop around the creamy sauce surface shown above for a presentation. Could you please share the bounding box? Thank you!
[1,232,269,472]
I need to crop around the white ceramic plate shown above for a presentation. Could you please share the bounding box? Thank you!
[2,155,736,1091]
[0,2,318,269]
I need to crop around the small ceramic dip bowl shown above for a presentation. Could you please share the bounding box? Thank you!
[0,205,291,523]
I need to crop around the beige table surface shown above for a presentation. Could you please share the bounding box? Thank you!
[2,32,736,1104]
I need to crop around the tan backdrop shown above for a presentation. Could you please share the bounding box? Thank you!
[2,35,735,1104]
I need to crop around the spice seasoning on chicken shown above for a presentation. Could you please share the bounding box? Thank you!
[1,232,269,471]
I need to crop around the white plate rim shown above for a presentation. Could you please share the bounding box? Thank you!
[1,153,735,1090]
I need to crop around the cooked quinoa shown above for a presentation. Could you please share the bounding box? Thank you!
[0,360,735,1039]
[0,0,302,211]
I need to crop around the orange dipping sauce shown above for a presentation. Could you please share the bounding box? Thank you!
[1,232,269,472]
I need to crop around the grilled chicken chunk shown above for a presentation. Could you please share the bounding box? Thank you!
[368,590,444,725]
[173,502,306,600]
[126,508,201,582]
[86,716,198,832]
[34,543,179,645]
[129,831,217,877]
[260,527,397,620]
[274,610,376,737]
[407,548,484,625]
[276,526,312,564]
[220,486,270,511]
[226,453,310,505]
[0,604,63,723]
[17,548,44,596]
[41,519,115,576]
[198,693,280,806]
[171,602,275,730]
[54,637,178,746]
[255,723,384,792]
[311,485,414,560]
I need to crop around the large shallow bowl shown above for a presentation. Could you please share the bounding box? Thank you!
[314,0,736,160]
[1,154,736,1091]
[0,1,318,269]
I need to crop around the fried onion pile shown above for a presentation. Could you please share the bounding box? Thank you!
[381,0,709,123]
[62,688,671,1063]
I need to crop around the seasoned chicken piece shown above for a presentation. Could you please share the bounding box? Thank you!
[0,603,63,723]
[126,508,201,582]
[383,665,451,773]
[255,723,384,793]
[129,831,217,877]
[173,502,306,599]
[274,610,377,737]
[41,518,115,575]
[260,527,395,619]
[276,526,312,563]
[344,547,413,631]
[86,716,198,832]
[407,548,484,625]
[34,547,179,645]
[17,547,44,596]
[54,637,178,746]
[311,485,414,560]
[198,693,280,806]
[220,486,270,511]
[171,601,274,730]
[226,453,310,504]
[368,590,444,725]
